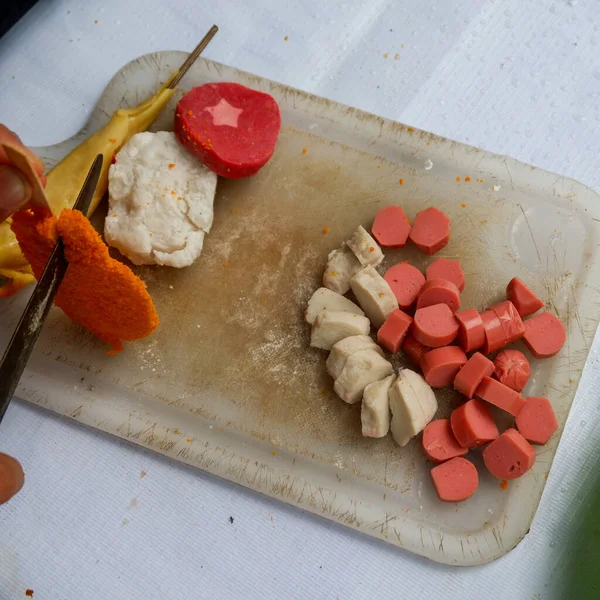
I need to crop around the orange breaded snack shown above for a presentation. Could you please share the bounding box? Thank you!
[11,209,159,354]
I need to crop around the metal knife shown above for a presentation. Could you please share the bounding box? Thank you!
[0,154,103,423]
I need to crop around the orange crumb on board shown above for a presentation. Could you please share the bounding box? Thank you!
[399,178,404,185]
[140,471,147,479]
[220,428,224,432]
[170,190,176,195]
[323,226,329,234]
[500,480,508,490]
[329,270,337,277]
[272,450,277,456]
[25,591,34,598]
[108,138,116,143]
[465,176,471,182]
[402,259,409,264]
[461,203,467,208]
[426,141,430,146]
[186,438,193,443]
[377,165,381,169]
[94,20,98,24]
[302,147,308,154]
[224,263,229,268]
[235,208,241,213]
[481,219,488,224]
[407,127,415,132]
[569,378,573,383]
[177,197,182,201]
[173,428,180,435]
[456,176,461,182]
[66,340,72,345]
[11,209,158,355]
[284,35,289,41]
[168,163,176,169]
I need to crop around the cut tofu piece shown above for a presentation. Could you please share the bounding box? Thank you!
[350,266,399,328]
[322,244,362,294]
[305,287,364,325]
[334,349,393,404]
[326,335,383,379]
[389,369,438,446]
[361,374,396,438]
[346,225,384,267]
[310,310,371,351]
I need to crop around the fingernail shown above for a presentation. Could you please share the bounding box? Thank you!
[0,166,31,217]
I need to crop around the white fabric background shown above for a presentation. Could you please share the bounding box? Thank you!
[1,0,599,598]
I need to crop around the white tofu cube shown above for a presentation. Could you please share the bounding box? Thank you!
[350,266,399,328]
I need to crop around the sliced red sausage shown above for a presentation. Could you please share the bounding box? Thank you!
[475,376,526,416]
[490,300,525,344]
[515,397,558,445]
[416,279,461,312]
[384,263,425,310]
[483,428,536,480]
[494,349,531,392]
[408,207,450,255]
[431,457,478,502]
[480,309,506,354]
[401,333,430,366]
[455,308,485,352]
[175,83,281,179]
[422,419,468,463]
[421,346,468,387]
[371,206,411,248]
[523,311,566,358]
[453,352,494,398]
[506,277,544,318]
[377,309,413,353]
[450,398,499,448]
[413,304,459,348]
[425,258,465,292]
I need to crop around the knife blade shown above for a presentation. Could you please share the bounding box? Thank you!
[0,154,103,423]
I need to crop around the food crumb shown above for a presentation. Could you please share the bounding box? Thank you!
[168,163,176,169]
[424,159,433,170]
[235,208,241,213]
[323,226,329,234]
[302,148,308,154]
[465,176,471,182]
[186,438,192,443]
[383,52,390,58]
[284,35,289,41]
[320,391,326,397]
[493,184,501,191]
[170,190,176,195]
[394,53,400,60]
[399,178,404,185]
[407,127,415,132]
[456,176,461,182]
[224,262,229,268]
[369,246,375,252]
[94,20,98,24]
[173,428,180,435]
[25,591,34,598]
[66,339,72,345]
[169,285,173,289]
[140,471,147,479]
[569,378,573,383]
[272,450,277,456]
[461,203,467,208]
[229,516,234,523]
[108,138,116,143]
[500,480,508,490]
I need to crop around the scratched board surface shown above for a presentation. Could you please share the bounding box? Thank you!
[1,52,599,565]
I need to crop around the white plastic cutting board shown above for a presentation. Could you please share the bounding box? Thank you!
[1,51,599,566]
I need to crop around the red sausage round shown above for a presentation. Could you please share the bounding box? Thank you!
[425,258,465,292]
[523,311,566,358]
[371,206,411,248]
[384,263,426,310]
[416,279,461,312]
[506,277,544,318]
[450,398,499,448]
[431,457,478,502]
[421,346,467,387]
[494,349,531,392]
[475,376,526,416]
[401,333,430,366]
[490,300,525,344]
[377,309,413,353]
[455,308,485,352]
[413,304,459,348]
[515,397,558,445]
[422,419,468,463]
[480,309,506,354]
[453,352,495,398]
[408,207,450,255]
[483,428,536,480]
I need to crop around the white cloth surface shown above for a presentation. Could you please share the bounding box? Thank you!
[1,0,599,598]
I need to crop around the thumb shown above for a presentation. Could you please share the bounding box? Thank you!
[0,165,32,222]
[0,452,24,504]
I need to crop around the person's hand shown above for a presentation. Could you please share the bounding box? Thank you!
[0,124,45,222]
[0,452,24,504]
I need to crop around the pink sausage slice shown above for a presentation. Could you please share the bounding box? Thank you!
[413,304,459,348]
[494,349,531,392]
[384,263,426,310]
[481,309,506,354]
[422,419,468,463]
[475,376,526,416]
[431,457,479,502]
[377,309,413,353]
[507,277,544,318]
[453,352,495,398]
[515,397,558,445]
[523,312,566,358]
[450,399,499,448]
[483,428,536,480]
[421,346,468,388]
[490,300,525,344]
[425,258,465,292]
[416,279,461,312]
[371,206,411,248]
[408,207,450,255]
[455,308,485,352]
[402,333,430,366]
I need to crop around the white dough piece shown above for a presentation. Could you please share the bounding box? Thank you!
[350,266,399,328]
[310,311,371,351]
[322,244,362,294]
[333,349,393,404]
[346,225,384,267]
[388,369,438,447]
[106,131,218,267]
[305,287,364,325]
[361,374,396,438]
[326,335,383,379]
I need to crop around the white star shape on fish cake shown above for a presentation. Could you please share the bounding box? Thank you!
[204,98,243,127]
